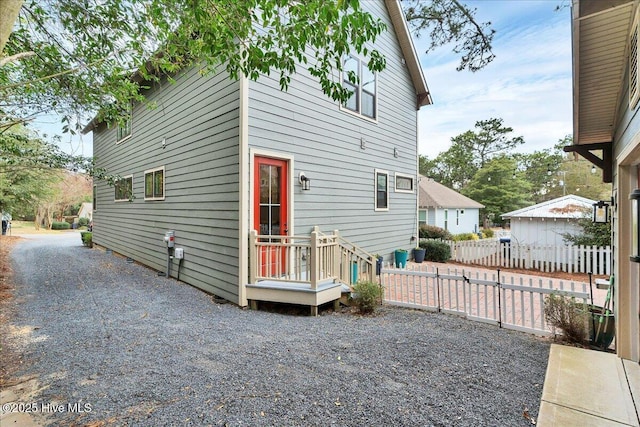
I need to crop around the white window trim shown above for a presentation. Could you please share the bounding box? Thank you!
[339,55,378,123]
[374,169,389,212]
[394,172,414,193]
[631,10,640,109]
[114,175,133,202]
[116,106,133,144]
[144,166,165,201]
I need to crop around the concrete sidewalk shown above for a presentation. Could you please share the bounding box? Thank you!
[538,345,640,426]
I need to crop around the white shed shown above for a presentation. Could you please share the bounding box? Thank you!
[501,195,595,246]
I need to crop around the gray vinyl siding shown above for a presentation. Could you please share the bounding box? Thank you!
[247,1,419,262]
[92,66,241,302]
[614,65,640,159]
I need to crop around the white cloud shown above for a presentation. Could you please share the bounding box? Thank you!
[417,1,573,158]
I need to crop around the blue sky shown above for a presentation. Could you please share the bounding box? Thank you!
[416,0,573,158]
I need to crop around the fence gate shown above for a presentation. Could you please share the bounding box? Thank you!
[380,264,590,335]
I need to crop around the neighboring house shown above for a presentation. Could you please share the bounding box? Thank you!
[77,202,93,222]
[83,1,431,310]
[418,176,484,234]
[501,195,595,246]
[570,0,640,363]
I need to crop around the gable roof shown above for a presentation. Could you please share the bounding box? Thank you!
[385,0,432,108]
[82,1,431,134]
[418,176,484,209]
[501,195,596,219]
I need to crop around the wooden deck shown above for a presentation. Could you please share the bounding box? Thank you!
[246,279,344,316]
[247,228,374,314]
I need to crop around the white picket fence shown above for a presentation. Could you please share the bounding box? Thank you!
[380,264,593,336]
[436,239,611,275]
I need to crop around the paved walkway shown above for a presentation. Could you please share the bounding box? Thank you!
[539,344,640,426]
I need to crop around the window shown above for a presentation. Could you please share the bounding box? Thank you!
[144,167,165,200]
[114,175,133,201]
[92,185,97,211]
[116,106,132,143]
[631,13,639,109]
[375,169,388,211]
[343,55,377,119]
[395,173,414,193]
[419,210,427,226]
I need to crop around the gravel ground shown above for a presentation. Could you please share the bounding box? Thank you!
[4,233,550,426]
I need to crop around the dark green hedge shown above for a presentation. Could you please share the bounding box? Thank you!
[419,240,451,263]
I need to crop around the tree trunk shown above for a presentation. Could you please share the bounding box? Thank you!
[0,1,23,55]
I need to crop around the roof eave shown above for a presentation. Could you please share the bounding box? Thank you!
[571,0,636,146]
[385,0,432,109]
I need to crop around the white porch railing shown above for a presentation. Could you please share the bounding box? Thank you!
[249,229,374,289]
[381,264,594,336]
[431,239,612,276]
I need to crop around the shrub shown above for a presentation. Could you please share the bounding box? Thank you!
[51,221,71,230]
[78,217,89,227]
[544,293,589,344]
[419,240,451,262]
[482,228,494,238]
[452,232,479,242]
[419,224,452,240]
[80,231,93,247]
[351,281,384,314]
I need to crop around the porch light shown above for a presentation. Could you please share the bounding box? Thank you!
[631,189,640,262]
[592,200,610,224]
[299,171,311,191]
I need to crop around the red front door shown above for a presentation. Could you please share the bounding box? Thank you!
[254,157,288,276]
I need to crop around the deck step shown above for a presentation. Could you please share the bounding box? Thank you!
[246,279,344,315]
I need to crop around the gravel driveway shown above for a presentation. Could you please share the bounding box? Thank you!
[3,233,550,426]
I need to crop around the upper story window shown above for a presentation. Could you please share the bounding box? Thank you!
[114,175,133,202]
[116,107,132,143]
[375,169,388,211]
[343,55,377,120]
[395,173,414,193]
[144,166,165,201]
[631,12,639,109]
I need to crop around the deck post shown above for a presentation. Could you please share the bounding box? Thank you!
[249,230,257,284]
[310,230,318,289]
[333,229,340,280]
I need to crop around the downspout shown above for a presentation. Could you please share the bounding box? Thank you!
[238,74,249,307]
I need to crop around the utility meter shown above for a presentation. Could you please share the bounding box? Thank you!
[164,230,175,248]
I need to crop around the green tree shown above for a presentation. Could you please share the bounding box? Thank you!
[421,118,524,190]
[2,1,495,133]
[515,136,611,202]
[462,156,531,226]
[561,210,611,247]
[514,138,565,203]
[404,0,495,72]
[2,0,388,133]
[421,140,475,189]
[2,1,496,186]
[0,127,62,217]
